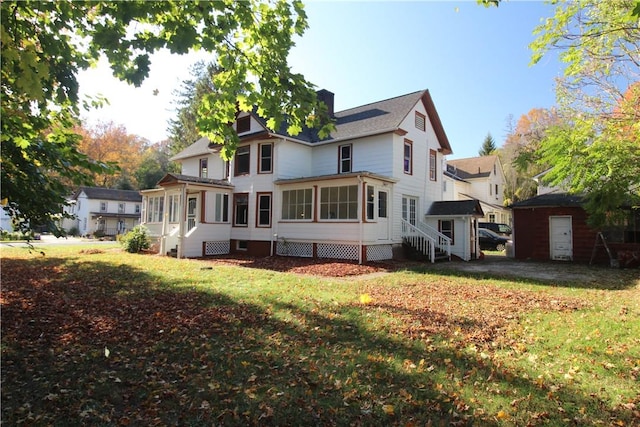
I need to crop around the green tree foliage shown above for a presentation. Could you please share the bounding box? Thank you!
[478,132,497,156]
[1,1,332,236]
[135,141,177,190]
[528,0,640,227]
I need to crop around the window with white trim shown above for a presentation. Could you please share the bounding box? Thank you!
[378,190,388,218]
[168,194,181,223]
[366,185,375,220]
[429,149,437,181]
[233,193,249,226]
[145,196,164,223]
[256,193,272,227]
[320,185,358,220]
[282,189,312,220]
[339,144,352,173]
[214,193,229,223]
[259,143,273,174]
[199,158,208,178]
[403,140,412,174]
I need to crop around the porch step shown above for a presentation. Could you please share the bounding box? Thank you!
[434,249,450,262]
[402,239,450,262]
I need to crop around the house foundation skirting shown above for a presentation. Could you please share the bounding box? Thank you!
[203,241,231,256]
[276,240,393,262]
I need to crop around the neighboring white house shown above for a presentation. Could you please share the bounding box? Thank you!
[141,89,484,262]
[443,155,512,225]
[63,187,142,236]
[0,208,13,232]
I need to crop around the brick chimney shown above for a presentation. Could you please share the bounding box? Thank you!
[316,89,335,118]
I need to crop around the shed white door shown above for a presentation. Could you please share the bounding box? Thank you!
[549,216,572,261]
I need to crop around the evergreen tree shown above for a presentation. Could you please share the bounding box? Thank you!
[167,61,218,156]
[478,132,497,156]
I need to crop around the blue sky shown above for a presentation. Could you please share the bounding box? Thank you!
[78,1,563,160]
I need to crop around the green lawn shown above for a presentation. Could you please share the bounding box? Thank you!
[2,245,638,426]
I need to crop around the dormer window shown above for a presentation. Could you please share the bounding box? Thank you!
[237,116,250,134]
[199,158,208,178]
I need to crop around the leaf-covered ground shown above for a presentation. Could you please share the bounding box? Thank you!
[2,249,639,426]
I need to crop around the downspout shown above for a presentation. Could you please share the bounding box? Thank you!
[271,140,280,257]
[160,189,169,256]
[178,184,188,259]
[358,175,364,265]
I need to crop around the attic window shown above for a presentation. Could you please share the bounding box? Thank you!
[415,111,426,131]
[237,116,250,134]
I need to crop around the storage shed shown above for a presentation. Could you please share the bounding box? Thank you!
[511,193,640,265]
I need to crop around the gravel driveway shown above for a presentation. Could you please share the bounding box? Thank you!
[435,255,639,286]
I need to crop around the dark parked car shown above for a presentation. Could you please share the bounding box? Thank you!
[478,228,510,251]
[479,222,512,236]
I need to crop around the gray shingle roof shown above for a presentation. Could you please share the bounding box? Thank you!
[446,155,498,180]
[330,91,425,140]
[75,187,142,202]
[510,193,584,208]
[169,137,213,161]
[172,89,453,160]
[427,200,484,216]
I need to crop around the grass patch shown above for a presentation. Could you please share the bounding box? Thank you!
[2,245,639,426]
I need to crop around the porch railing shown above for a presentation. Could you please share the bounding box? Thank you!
[401,219,451,262]
[95,227,131,236]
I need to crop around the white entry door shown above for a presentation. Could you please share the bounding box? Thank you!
[549,216,573,261]
[378,190,389,240]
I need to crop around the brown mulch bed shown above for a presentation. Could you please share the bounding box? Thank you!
[199,255,415,277]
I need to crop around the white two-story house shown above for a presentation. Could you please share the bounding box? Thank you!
[141,89,483,262]
[64,187,142,237]
[443,155,511,225]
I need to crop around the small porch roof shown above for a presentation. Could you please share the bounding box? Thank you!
[273,171,397,185]
[141,174,234,194]
[427,200,485,217]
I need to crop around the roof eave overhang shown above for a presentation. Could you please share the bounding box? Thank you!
[422,90,453,155]
[274,171,398,185]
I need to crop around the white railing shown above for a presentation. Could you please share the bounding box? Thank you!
[401,219,451,263]
[401,219,436,262]
[416,220,451,260]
